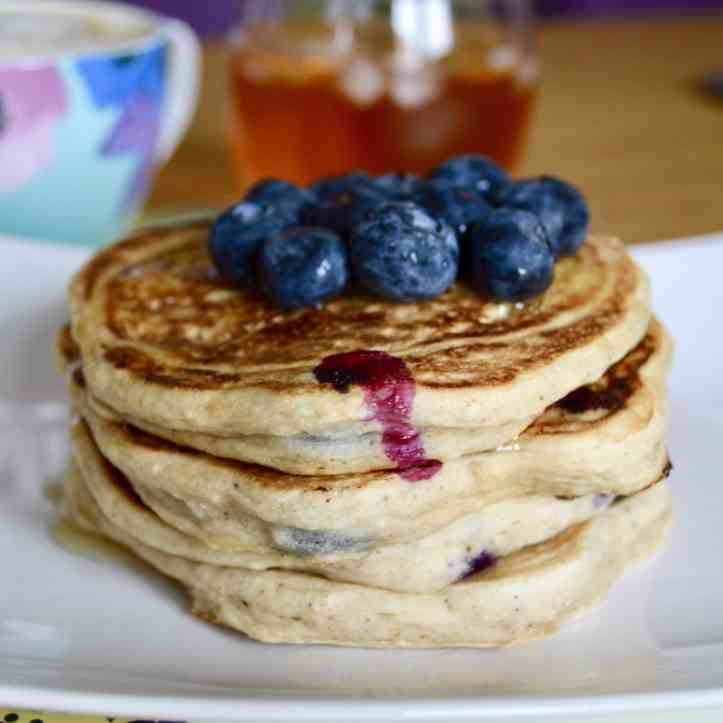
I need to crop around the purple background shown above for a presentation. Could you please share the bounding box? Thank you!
[127,0,723,35]
[130,0,240,34]
[541,0,723,15]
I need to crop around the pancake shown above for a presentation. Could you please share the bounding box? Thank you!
[84,387,533,475]
[68,320,672,550]
[68,221,651,447]
[67,447,617,594]
[60,327,530,474]
[64,461,672,648]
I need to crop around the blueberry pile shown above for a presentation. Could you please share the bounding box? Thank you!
[209,155,589,309]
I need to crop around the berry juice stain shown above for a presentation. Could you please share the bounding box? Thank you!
[460,550,498,580]
[313,350,441,481]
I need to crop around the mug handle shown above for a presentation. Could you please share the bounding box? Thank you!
[155,18,202,163]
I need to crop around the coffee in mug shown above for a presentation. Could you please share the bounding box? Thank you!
[0,1,200,245]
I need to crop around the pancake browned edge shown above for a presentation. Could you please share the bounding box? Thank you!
[59,319,671,550]
[68,223,651,438]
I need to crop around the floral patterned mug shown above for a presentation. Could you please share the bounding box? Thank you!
[0,0,200,245]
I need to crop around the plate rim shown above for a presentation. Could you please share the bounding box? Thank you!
[3,680,723,720]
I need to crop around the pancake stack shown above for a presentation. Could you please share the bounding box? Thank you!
[58,220,672,647]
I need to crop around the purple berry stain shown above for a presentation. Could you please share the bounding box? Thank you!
[313,350,442,481]
[461,550,498,580]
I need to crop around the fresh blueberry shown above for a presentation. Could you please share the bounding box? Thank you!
[467,208,554,301]
[415,180,493,237]
[256,226,349,309]
[428,154,510,199]
[310,172,375,203]
[350,201,459,301]
[244,178,314,218]
[302,182,387,238]
[209,201,293,285]
[495,176,589,257]
[415,181,494,279]
[372,173,424,201]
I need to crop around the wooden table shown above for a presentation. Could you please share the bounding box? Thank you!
[149,13,723,244]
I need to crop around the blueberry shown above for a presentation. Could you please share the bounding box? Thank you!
[460,549,498,580]
[495,176,589,257]
[467,208,554,301]
[351,201,459,301]
[271,526,373,555]
[256,226,349,309]
[302,181,387,238]
[372,173,424,201]
[428,154,509,199]
[209,201,293,285]
[416,180,493,237]
[310,172,375,203]
[244,178,314,218]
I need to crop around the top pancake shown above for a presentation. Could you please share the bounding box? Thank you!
[69,220,651,437]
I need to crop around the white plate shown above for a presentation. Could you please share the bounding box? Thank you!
[1,233,723,722]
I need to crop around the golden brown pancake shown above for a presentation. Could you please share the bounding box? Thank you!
[68,221,651,441]
[64,459,672,648]
[66,319,671,551]
[67,441,623,594]
[58,216,673,649]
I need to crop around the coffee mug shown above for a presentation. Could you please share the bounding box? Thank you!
[0,0,200,245]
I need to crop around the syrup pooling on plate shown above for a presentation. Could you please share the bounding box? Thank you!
[314,350,441,481]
